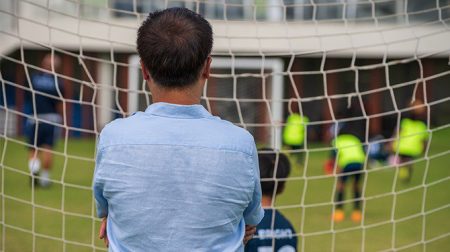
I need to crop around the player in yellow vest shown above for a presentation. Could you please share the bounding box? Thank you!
[392,100,428,182]
[332,126,366,223]
[283,113,309,165]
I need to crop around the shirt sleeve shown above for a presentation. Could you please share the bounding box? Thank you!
[93,145,108,218]
[243,145,264,225]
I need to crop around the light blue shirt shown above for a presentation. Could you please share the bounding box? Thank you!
[93,102,264,252]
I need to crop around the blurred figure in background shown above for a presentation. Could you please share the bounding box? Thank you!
[331,122,366,223]
[283,100,309,166]
[246,148,297,252]
[329,102,366,223]
[392,100,428,182]
[367,135,389,167]
[26,53,63,187]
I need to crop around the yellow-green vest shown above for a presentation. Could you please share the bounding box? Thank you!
[283,114,309,146]
[334,134,365,168]
[393,118,428,157]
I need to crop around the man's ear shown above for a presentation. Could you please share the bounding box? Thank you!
[202,56,212,79]
[140,60,150,80]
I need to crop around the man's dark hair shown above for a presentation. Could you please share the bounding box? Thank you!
[258,148,291,197]
[137,8,213,88]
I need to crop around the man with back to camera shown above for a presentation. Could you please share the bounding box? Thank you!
[93,8,264,251]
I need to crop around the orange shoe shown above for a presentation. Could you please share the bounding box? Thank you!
[333,209,345,222]
[351,210,362,223]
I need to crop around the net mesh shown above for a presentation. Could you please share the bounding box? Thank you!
[0,0,449,251]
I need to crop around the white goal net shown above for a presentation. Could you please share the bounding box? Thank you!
[0,0,449,251]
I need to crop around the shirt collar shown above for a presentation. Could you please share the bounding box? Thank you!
[145,102,212,119]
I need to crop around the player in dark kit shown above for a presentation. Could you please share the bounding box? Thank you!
[26,54,63,187]
[246,149,297,252]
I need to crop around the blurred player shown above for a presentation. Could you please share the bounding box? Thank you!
[26,53,62,187]
[246,149,297,252]
[283,100,309,166]
[331,123,366,223]
[392,100,428,182]
[367,135,389,167]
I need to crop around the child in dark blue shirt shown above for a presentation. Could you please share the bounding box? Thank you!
[246,149,297,252]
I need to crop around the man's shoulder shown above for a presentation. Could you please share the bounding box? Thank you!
[100,116,126,132]
[98,112,256,155]
[208,116,254,140]
[201,116,256,154]
[100,112,145,132]
[97,113,142,148]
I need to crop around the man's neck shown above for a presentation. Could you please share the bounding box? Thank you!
[149,82,203,105]
[152,91,200,105]
[261,195,273,208]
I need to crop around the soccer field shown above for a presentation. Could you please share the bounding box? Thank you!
[1,127,449,251]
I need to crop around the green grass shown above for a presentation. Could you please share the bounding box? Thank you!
[0,127,449,251]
